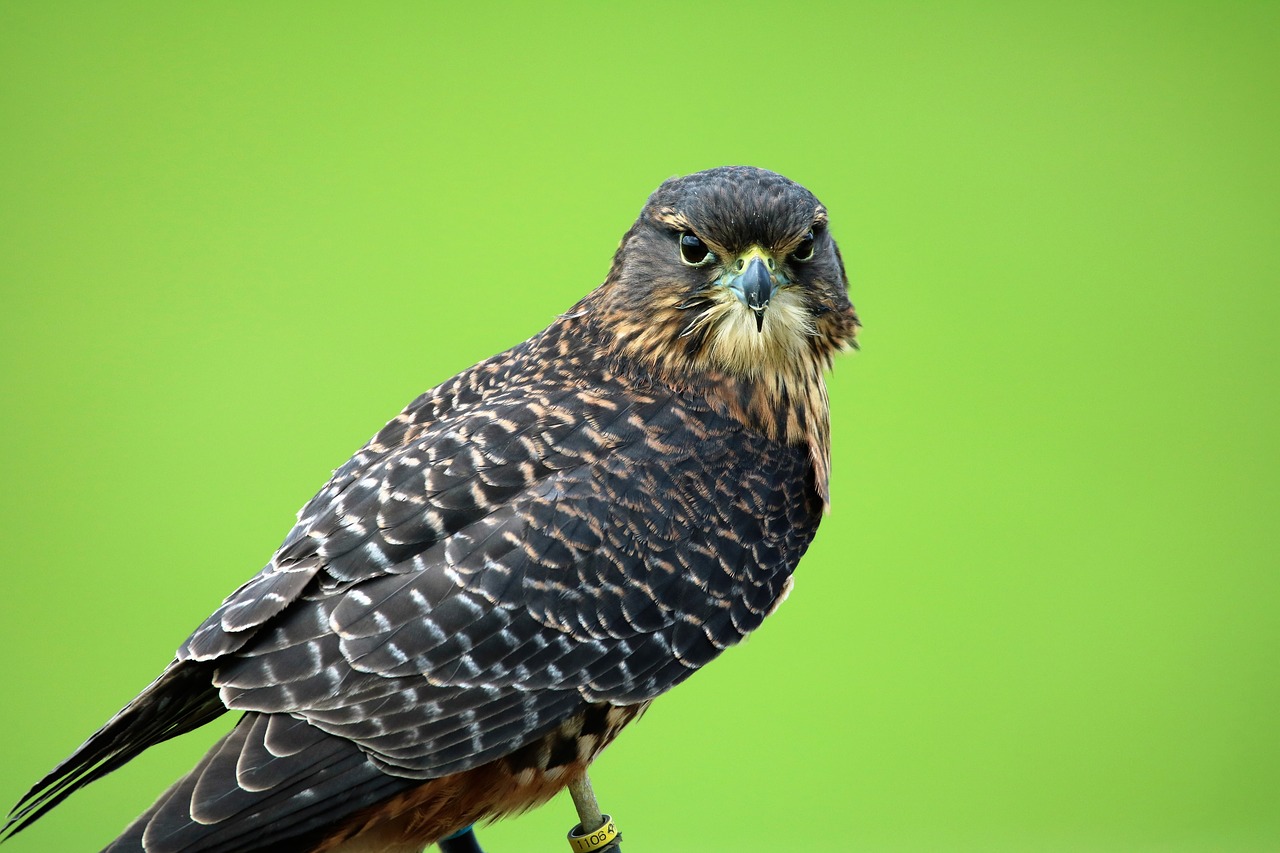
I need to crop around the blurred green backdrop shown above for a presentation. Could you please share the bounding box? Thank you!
[2,2,1276,851]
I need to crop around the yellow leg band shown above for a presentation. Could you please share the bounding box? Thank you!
[567,814,618,852]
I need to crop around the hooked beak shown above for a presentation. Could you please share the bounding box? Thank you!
[724,249,781,333]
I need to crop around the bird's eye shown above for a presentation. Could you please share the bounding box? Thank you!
[793,231,816,263]
[678,233,715,267]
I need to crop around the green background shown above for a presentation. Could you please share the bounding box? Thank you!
[2,2,1276,851]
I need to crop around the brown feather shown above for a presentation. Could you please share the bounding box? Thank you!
[316,704,647,853]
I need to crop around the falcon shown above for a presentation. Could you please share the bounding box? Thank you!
[2,166,859,852]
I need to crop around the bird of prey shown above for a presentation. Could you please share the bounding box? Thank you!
[2,166,859,852]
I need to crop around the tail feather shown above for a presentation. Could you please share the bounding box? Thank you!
[2,657,420,852]
[104,713,418,853]
[1,660,224,842]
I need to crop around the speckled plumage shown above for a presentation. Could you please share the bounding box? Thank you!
[3,166,858,852]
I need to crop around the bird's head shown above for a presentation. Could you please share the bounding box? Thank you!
[593,166,859,383]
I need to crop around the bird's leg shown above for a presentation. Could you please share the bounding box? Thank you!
[568,774,604,834]
[438,825,484,853]
[566,772,621,852]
